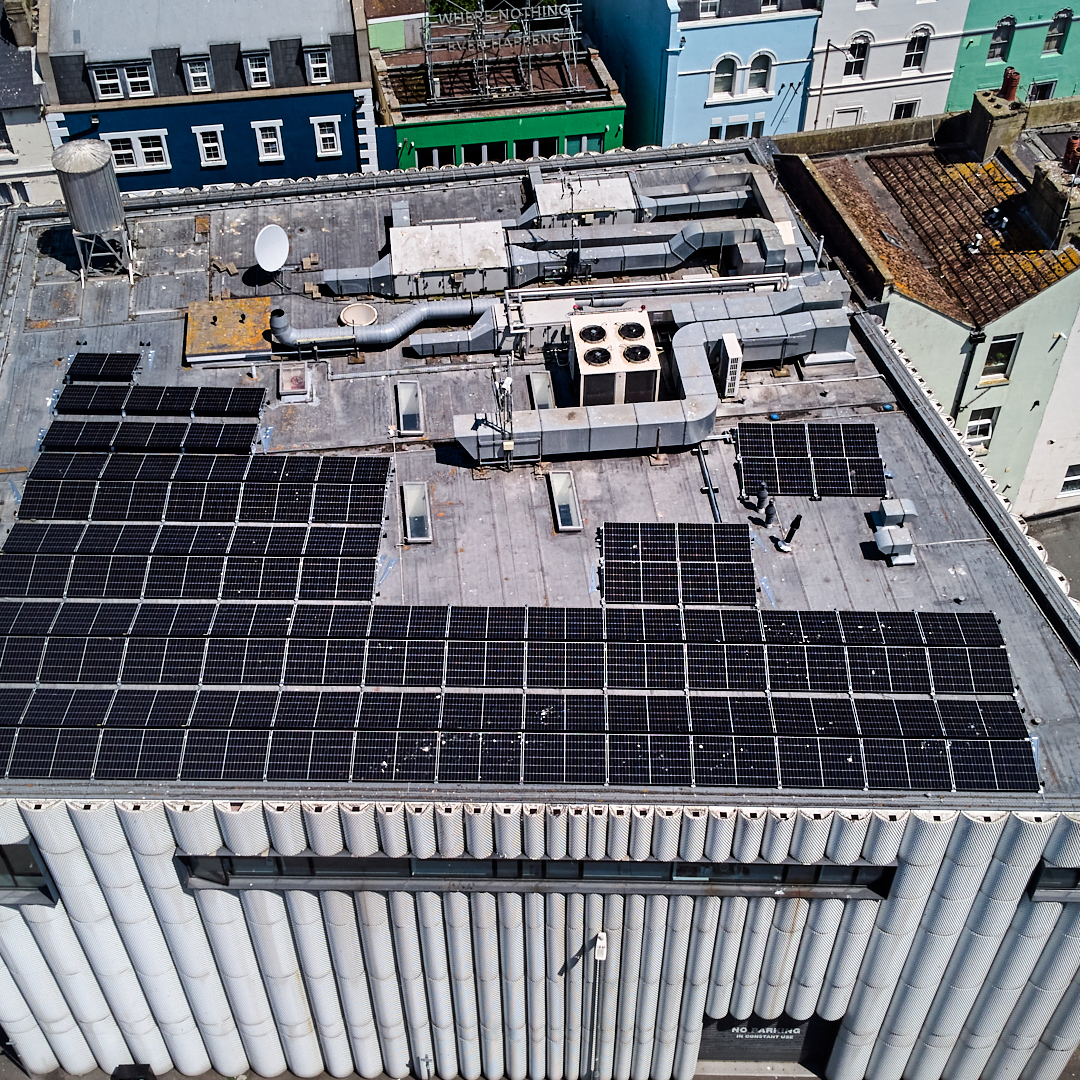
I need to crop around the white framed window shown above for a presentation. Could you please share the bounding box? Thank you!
[184,59,213,93]
[699,0,719,15]
[244,54,273,88]
[904,31,930,69]
[981,333,1020,381]
[892,100,919,119]
[305,49,333,84]
[964,407,998,446]
[124,64,155,97]
[105,129,171,172]
[1061,464,1080,495]
[191,124,226,166]
[747,54,772,91]
[761,0,779,10]
[712,57,736,95]
[251,119,285,162]
[309,114,342,157]
[844,38,869,77]
[90,67,123,100]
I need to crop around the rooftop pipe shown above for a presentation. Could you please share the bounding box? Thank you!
[998,67,1021,102]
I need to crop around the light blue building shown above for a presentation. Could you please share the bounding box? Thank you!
[583,0,820,148]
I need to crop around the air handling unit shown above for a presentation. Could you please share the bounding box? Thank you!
[571,311,661,407]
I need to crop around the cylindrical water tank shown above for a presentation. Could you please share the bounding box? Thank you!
[51,139,125,235]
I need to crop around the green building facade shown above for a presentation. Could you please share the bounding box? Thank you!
[946,2,1080,109]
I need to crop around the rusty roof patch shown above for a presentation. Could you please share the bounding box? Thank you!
[185,297,274,363]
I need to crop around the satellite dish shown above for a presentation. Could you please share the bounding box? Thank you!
[254,224,289,273]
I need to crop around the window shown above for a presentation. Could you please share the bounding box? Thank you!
[844,39,869,77]
[833,107,862,126]
[514,137,558,159]
[1029,80,1057,100]
[892,100,919,119]
[1062,465,1080,495]
[305,49,333,84]
[748,54,771,91]
[184,59,212,94]
[244,54,273,88]
[726,122,749,138]
[91,66,123,99]
[964,407,998,446]
[1044,10,1070,53]
[124,64,154,96]
[563,135,603,155]
[988,17,1015,60]
[0,843,53,897]
[463,141,507,163]
[981,333,1020,380]
[713,57,736,95]
[904,31,929,69]
[699,0,719,15]
[709,125,722,139]
[761,0,779,10]
[106,129,171,172]
[309,115,342,157]
[192,124,226,166]
[752,119,765,136]
[251,120,285,162]
[416,144,456,167]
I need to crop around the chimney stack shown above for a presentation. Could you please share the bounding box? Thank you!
[1063,134,1080,174]
[998,67,1021,102]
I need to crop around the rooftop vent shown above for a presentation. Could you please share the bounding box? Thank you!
[584,348,611,366]
[580,324,607,342]
[624,345,651,363]
[618,321,646,340]
[998,67,1020,102]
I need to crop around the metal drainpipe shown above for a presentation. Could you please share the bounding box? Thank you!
[693,445,721,523]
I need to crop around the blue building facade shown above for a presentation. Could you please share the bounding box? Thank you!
[40,0,378,190]
[583,0,819,147]
[56,91,368,192]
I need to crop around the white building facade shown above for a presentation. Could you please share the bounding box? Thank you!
[802,0,969,130]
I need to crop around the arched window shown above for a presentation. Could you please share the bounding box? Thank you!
[712,57,736,95]
[1044,9,1071,53]
[904,29,930,69]
[988,16,1015,59]
[844,34,870,76]
[748,54,771,91]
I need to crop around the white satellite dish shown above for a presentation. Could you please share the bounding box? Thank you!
[254,223,290,273]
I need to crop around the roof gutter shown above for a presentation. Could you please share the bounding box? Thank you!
[852,311,1080,664]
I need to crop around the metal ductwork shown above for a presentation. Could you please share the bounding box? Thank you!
[269,298,499,351]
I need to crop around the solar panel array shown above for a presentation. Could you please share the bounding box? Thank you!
[56,385,265,417]
[65,352,142,384]
[40,422,258,454]
[736,422,888,498]
[601,522,757,606]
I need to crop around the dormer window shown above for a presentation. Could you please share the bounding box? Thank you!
[184,59,213,93]
[124,64,154,96]
[244,54,273,88]
[90,66,122,99]
[305,49,333,84]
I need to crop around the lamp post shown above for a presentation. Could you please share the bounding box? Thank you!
[812,40,852,130]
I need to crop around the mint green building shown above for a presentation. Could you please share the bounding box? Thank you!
[946,1,1080,109]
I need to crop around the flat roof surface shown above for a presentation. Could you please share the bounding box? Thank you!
[0,149,1077,805]
[815,148,1080,327]
[534,176,636,216]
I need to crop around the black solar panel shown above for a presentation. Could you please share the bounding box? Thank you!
[66,352,141,384]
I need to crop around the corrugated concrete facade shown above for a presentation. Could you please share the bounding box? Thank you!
[2,799,1080,1080]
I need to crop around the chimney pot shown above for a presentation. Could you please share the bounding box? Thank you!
[1063,134,1080,173]
[998,67,1021,102]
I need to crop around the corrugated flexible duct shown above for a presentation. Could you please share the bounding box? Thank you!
[0,799,29,843]
[632,894,670,1079]
[355,891,411,1073]
[596,894,625,1080]
[651,893,695,1080]
[341,804,380,857]
[607,808,631,861]
[817,899,881,1021]
[672,895,722,1080]
[565,892,587,1080]
[265,803,307,856]
[472,891,506,1079]
[165,801,223,856]
[547,892,569,1080]
[377,804,410,858]
[388,891,437,1076]
[704,810,735,863]
[579,895,605,1080]
[524,892,548,1080]
[1016,972,1080,1080]
[20,800,172,1073]
[67,800,210,1076]
[467,804,496,859]
[214,802,270,857]
[614,895,646,1080]
[755,898,810,1021]
[0,906,96,1074]
[438,804,467,858]
[568,808,588,860]
[706,896,749,1019]
[302,803,345,856]
[523,806,545,860]
[117,801,247,1075]
[679,810,708,863]
[730,898,777,1021]
[785,899,845,1021]
[500,892,529,1080]
[407,804,438,860]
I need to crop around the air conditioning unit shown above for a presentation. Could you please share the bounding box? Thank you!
[569,311,661,407]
